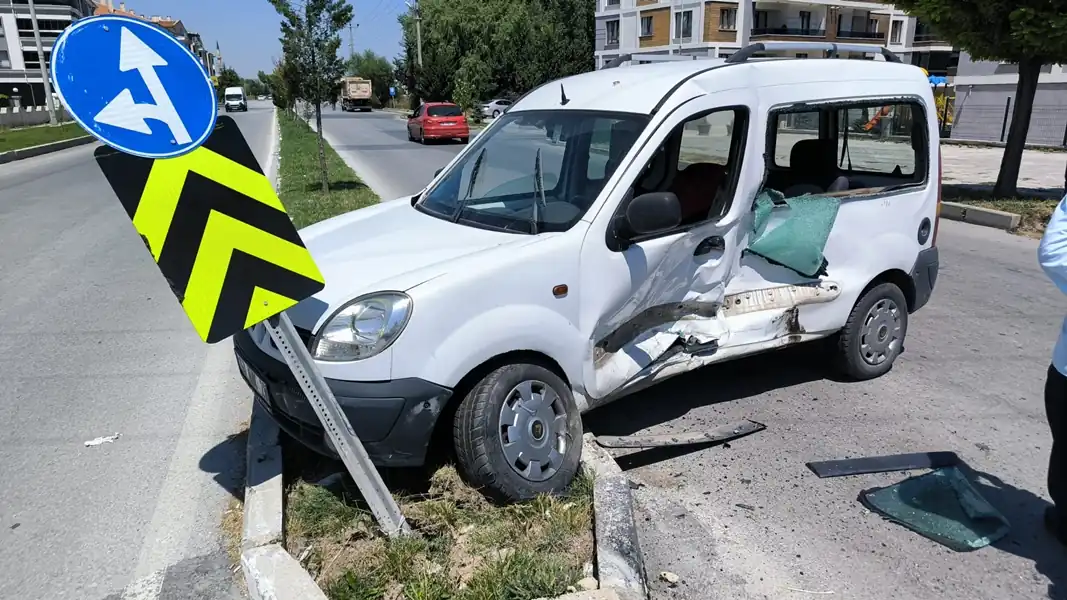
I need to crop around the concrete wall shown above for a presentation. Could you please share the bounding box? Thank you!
[0,105,74,128]
[952,82,1067,146]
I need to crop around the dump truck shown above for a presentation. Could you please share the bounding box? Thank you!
[340,77,373,112]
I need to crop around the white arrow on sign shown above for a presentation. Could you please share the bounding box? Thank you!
[94,27,192,145]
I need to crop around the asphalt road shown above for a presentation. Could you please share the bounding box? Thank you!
[321,111,1067,599]
[0,102,276,600]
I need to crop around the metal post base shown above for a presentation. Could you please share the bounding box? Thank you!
[265,313,410,537]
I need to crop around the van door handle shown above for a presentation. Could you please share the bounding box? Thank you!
[694,236,725,256]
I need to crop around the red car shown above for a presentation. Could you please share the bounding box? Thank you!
[407,102,470,144]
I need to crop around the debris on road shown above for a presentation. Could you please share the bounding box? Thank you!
[83,433,120,447]
[805,451,960,478]
[859,466,1010,552]
[595,420,765,449]
[659,570,681,586]
[786,586,835,595]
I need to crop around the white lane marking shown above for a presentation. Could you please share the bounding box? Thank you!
[120,568,165,600]
[265,106,280,188]
[129,339,249,579]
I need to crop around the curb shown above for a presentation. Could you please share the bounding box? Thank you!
[0,135,95,165]
[581,434,650,600]
[942,137,1067,153]
[940,201,1021,231]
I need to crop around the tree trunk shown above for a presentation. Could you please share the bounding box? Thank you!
[314,102,329,193]
[993,57,1042,197]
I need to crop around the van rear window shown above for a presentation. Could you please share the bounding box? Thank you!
[428,105,463,117]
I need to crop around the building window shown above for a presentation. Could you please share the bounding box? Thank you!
[605,0,620,6]
[753,10,768,29]
[799,11,812,32]
[606,19,620,45]
[674,10,693,41]
[719,8,737,31]
[890,20,902,43]
[796,53,808,58]
[867,18,878,33]
[640,15,654,37]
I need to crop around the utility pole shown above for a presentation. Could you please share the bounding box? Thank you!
[27,0,58,126]
[348,22,354,58]
[414,0,423,67]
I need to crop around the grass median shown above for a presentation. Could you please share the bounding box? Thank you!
[944,185,1060,237]
[286,466,595,600]
[0,122,87,153]
[278,113,379,228]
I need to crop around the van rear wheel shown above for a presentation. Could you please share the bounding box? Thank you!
[453,363,582,501]
[832,282,908,380]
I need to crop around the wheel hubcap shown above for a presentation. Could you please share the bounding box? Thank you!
[497,380,568,482]
[859,298,902,366]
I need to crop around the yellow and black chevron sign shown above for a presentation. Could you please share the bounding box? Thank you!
[95,116,325,344]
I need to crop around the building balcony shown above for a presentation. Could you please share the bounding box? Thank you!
[605,41,620,50]
[836,30,886,41]
[751,27,826,38]
[913,32,948,45]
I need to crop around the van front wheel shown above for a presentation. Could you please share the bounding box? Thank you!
[833,282,909,380]
[453,363,582,501]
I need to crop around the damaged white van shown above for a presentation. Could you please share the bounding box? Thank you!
[234,42,941,500]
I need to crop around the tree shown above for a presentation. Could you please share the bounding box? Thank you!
[243,78,267,97]
[892,0,1067,197]
[216,66,242,100]
[256,70,274,96]
[346,49,395,106]
[270,0,353,193]
[395,0,594,106]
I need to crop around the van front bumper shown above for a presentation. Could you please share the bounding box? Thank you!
[232,328,452,466]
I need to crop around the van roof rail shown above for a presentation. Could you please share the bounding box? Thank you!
[603,53,711,69]
[725,42,902,64]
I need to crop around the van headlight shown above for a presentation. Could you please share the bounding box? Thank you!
[310,292,412,361]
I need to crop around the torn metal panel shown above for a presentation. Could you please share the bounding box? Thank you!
[721,281,840,316]
[596,300,720,353]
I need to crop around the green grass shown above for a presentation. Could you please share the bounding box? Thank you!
[286,466,596,600]
[277,113,379,228]
[0,122,87,153]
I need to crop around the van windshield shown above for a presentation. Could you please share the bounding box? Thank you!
[225,94,243,101]
[415,110,649,234]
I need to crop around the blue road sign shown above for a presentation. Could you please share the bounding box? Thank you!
[389,86,396,97]
[51,15,218,159]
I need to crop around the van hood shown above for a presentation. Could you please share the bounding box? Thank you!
[287,197,528,329]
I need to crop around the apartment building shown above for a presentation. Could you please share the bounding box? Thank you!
[594,0,958,76]
[0,0,96,106]
[94,1,219,78]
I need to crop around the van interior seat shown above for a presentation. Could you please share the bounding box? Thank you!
[670,162,726,223]
[782,138,849,197]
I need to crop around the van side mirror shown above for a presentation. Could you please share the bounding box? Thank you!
[625,192,681,236]
[434,168,443,177]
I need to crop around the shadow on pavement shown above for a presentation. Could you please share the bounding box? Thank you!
[198,428,248,502]
[302,179,368,193]
[955,466,1067,599]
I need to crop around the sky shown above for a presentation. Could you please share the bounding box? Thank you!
[121,0,406,77]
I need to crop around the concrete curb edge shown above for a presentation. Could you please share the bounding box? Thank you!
[581,434,650,600]
[940,201,1021,231]
[0,134,95,165]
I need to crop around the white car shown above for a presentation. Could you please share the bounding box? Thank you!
[481,98,512,118]
[234,42,941,501]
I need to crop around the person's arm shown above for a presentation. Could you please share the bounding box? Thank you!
[1039,194,1067,294]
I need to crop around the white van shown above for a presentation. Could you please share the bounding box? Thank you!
[234,43,941,500]
[223,86,247,112]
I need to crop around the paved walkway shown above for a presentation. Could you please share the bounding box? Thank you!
[942,144,1064,190]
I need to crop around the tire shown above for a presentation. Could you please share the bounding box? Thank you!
[460,137,469,144]
[453,363,583,501]
[832,282,909,381]
[408,128,415,142]
[418,130,427,144]
[492,110,501,118]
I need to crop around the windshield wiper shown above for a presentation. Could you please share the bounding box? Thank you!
[453,147,486,223]
[532,147,546,235]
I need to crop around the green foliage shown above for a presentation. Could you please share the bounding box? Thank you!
[891,0,1067,63]
[215,67,242,99]
[243,78,267,97]
[270,0,353,107]
[345,49,395,107]
[396,0,594,104]
[269,58,301,111]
